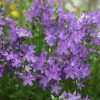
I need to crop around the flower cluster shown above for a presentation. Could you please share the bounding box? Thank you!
[0,14,33,78]
[60,91,90,100]
[24,0,100,98]
[0,0,100,99]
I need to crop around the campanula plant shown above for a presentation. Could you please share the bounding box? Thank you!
[0,0,100,100]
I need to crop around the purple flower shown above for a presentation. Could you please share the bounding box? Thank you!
[51,83,62,94]
[21,72,36,86]
[16,27,32,37]
[47,56,55,66]
[38,50,47,65]
[45,31,56,46]
[3,52,20,68]
[61,91,67,99]
[45,69,61,82]
[0,27,3,35]
[57,39,69,55]
[25,52,37,63]
[76,82,84,90]
[67,91,81,100]
[64,66,75,79]
[39,76,49,88]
